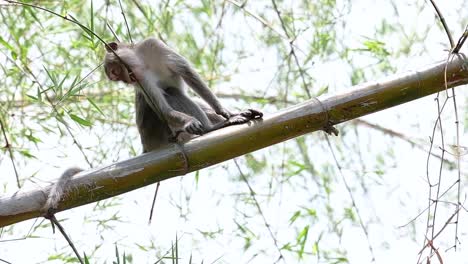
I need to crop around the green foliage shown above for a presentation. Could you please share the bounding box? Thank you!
[47,253,81,263]
[0,0,466,263]
[113,244,132,264]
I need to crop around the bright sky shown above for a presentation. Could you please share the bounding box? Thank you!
[1,0,467,263]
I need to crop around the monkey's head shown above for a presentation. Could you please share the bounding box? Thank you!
[104,42,136,84]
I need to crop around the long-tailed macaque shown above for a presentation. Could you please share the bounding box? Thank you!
[103,38,262,152]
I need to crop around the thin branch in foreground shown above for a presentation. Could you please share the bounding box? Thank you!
[398,178,459,229]
[0,218,42,243]
[428,0,455,48]
[106,22,121,42]
[233,159,285,264]
[148,181,160,224]
[45,214,84,264]
[427,93,447,258]
[418,208,459,263]
[129,0,165,42]
[271,0,312,99]
[0,117,20,188]
[453,25,468,53]
[421,236,444,264]
[118,0,133,44]
[444,52,462,251]
[0,258,12,264]
[325,136,376,263]
[225,0,287,40]
[352,119,463,169]
[420,49,462,260]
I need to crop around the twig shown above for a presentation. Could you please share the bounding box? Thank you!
[421,236,444,264]
[352,119,461,169]
[441,49,462,251]
[148,181,161,224]
[207,2,226,88]
[233,159,286,263]
[118,0,133,44]
[419,36,463,260]
[453,25,468,53]
[423,94,450,261]
[129,0,166,42]
[0,117,20,188]
[418,209,459,263]
[225,0,287,40]
[428,94,447,258]
[398,179,459,228]
[325,136,376,262]
[428,0,455,48]
[0,218,41,243]
[45,214,84,264]
[271,0,312,99]
[432,207,460,241]
[106,22,121,42]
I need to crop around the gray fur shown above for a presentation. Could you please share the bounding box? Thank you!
[43,167,83,212]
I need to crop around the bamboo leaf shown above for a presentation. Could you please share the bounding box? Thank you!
[69,113,92,127]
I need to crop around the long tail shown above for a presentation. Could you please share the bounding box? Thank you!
[42,167,84,213]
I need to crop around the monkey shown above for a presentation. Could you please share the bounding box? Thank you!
[103,38,262,152]
[42,167,83,214]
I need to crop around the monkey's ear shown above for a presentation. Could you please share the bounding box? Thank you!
[105,42,118,52]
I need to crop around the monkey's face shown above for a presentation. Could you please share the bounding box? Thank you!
[103,42,136,84]
[104,61,135,84]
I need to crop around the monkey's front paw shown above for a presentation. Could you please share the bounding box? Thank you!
[239,109,263,119]
[184,119,205,135]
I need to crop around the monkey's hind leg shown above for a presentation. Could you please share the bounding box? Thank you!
[164,87,212,135]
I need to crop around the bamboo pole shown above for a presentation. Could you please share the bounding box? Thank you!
[1,56,467,227]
